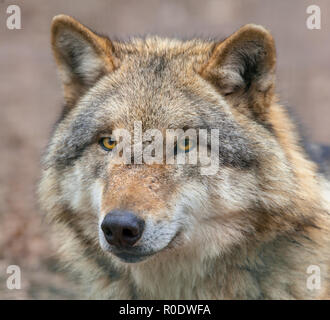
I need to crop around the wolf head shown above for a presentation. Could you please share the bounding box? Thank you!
[40,15,317,266]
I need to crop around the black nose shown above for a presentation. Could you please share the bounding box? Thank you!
[101,210,145,247]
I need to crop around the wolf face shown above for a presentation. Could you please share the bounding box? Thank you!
[40,16,330,299]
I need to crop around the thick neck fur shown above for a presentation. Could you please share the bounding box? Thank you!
[122,224,329,299]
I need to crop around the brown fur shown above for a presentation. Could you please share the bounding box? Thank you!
[39,15,330,299]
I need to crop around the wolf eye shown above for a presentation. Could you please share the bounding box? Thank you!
[99,137,117,151]
[177,137,196,153]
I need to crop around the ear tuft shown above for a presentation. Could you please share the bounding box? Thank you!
[51,15,117,107]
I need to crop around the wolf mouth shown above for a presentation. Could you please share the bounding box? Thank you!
[111,250,153,263]
[109,229,183,263]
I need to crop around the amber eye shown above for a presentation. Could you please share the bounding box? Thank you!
[177,137,196,153]
[99,137,117,151]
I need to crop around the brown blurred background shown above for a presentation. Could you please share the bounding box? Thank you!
[0,0,329,299]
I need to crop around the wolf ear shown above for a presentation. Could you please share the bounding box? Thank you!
[201,24,276,119]
[51,15,118,107]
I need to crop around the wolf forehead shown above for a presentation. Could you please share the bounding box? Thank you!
[47,71,254,168]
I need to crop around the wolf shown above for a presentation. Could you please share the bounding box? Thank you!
[39,14,330,299]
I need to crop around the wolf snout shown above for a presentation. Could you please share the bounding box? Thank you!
[101,210,145,247]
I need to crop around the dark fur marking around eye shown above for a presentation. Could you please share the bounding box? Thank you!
[182,89,258,169]
[44,89,118,169]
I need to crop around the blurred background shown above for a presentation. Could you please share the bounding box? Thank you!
[0,0,329,299]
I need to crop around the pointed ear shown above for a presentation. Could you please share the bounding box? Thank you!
[51,15,118,107]
[200,24,276,119]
